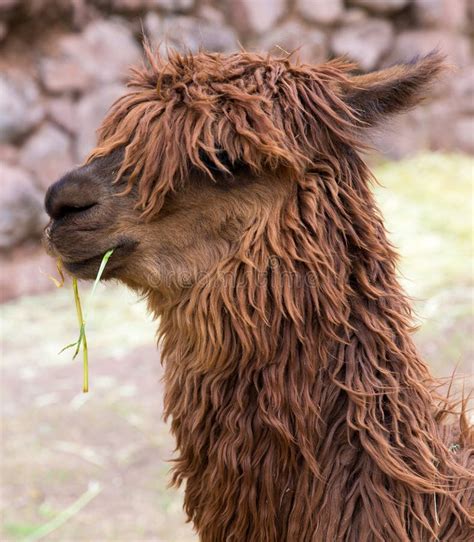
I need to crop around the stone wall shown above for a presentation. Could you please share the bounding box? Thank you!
[0,0,472,300]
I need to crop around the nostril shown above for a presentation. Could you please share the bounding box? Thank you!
[45,174,99,221]
[51,202,97,221]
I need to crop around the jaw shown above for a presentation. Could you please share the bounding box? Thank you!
[43,221,138,281]
[61,239,139,280]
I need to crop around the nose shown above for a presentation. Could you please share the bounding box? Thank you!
[45,168,98,221]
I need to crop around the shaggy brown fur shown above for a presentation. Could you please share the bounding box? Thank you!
[45,49,473,541]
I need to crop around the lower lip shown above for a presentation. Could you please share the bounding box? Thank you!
[63,254,110,273]
[62,241,137,274]
[62,255,114,278]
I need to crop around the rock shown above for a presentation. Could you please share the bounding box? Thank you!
[75,84,125,161]
[385,30,471,69]
[39,20,141,93]
[0,162,46,250]
[297,0,343,25]
[0,244,59,302]
[144,12,162,42]
[110,0,146,8]
[468,0,474,30]
[226,0,286,35]
[376,100,462,156]
[71,19,141,83]
[256,21,327,63]
[39,53,92,94]
[0,20,7,41]
[111,0,156,9]
[111,0,195,10]
[145,13,239,53]
[46,98,78,135]
[39,49,92,94]
[348,0,409,14]
[424,100,457,149]
[450,67,474,114]
[19,124,74,191]
[342,8,368,24]
[0,0,20,13]
[0,143,19,164]
[198,5,226,24]
[163,0,195,9]
[331,19,394,71]
[414,0,467,30]
[453,116,474,153]
[375,108,430,158]
[0,71,44,144]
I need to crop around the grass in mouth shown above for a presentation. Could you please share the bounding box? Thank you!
[53,250,114,393]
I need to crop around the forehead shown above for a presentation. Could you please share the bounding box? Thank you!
[86,50,357,218]
[143,52,297,99]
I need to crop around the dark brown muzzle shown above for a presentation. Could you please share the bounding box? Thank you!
[45,168,99,222]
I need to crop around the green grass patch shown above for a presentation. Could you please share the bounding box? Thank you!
[374,153,473,299]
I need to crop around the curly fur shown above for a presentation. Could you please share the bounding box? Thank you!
[89,49,473,541]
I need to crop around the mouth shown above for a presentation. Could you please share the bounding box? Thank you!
[60,240,138,279]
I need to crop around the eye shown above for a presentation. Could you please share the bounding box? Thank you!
[199,148,237,174]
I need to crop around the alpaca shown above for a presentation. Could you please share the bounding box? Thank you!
[44,49,473,541]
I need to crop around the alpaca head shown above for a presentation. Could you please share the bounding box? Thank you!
[44,49,444,295]
[43,52,474,541]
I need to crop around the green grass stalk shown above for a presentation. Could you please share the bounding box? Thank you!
[59,249,114,393]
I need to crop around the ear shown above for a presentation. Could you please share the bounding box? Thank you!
[343,52,447,127]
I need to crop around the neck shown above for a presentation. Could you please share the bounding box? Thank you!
[149,157,472,541]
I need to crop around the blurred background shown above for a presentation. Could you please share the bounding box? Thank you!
[0,1,472,540]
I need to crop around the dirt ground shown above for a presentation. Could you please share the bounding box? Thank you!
[1,286,196,542]
[1,154,473,541]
